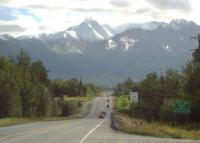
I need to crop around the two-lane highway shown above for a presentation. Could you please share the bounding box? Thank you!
[0,92,199,143]
[0,92,110,143]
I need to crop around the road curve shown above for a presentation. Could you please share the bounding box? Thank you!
[0,92,199,143]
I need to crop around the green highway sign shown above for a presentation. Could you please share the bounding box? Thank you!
[174,100,190,113]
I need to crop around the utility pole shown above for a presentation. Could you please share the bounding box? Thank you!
[191,33,200,49]
[191,34,200,61]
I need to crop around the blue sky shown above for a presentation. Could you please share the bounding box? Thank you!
[0,5,17,21]
[0,0,199,36]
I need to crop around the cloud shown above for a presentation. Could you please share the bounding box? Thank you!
[0,24,25,32]
[135,8,151,14]
[0,0,198,36]
[109,0,131,7]
[26,4,119,13]
[0,0,12,3]
[27,5,52,10]
[146,0,192,12]
[69,7,121,13]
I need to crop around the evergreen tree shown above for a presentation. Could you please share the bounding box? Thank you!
[184,49,200,121]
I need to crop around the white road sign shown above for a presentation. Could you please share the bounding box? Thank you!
[130,92,138,103]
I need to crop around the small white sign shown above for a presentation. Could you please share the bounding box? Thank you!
[130,92,138,103]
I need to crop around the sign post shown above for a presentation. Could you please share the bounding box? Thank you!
[129,92,138,103]
[129,92,138,116]
[174,100,190,113]
[173,100,190,125]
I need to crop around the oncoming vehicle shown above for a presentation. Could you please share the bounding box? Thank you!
[98,111,106,119]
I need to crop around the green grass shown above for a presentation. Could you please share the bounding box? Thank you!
[114,96,131,110]
[113,112,200,140]
[64,95,95,102]
[0,93,98,127]
[0,118,35,127]
[0,114,82,127]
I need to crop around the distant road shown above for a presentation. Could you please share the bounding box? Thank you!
[0,92,199,143]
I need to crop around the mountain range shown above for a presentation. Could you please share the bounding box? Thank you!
[0,18,199,85]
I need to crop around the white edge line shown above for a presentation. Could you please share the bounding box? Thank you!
[78,119,105,143]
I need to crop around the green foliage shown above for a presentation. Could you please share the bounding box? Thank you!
[114,47,200,122]
[114,70,184,121]
[86,84,95,97]
[0,50,97,119]
[115,77,137,96]
[0,58,22,117]
[50,78,87,97]
[114,96,131,110]
[0,50,60,118]
[160,99,174,121]
[183,49,200,121]
[114,112,200,139]
[62,101,79,116]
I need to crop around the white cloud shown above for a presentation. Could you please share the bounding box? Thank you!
[120,36,138,51]
[146,0,192,12]
[0,0,199,36]
[109,0,131,8]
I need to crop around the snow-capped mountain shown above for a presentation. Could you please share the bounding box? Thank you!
[0,18,200,85]
[0,35,8,41]
[115,21,168,33]
[169,19,197,29]
[114,19,196,33]
[0,34,15,41]
[64,18,115,41]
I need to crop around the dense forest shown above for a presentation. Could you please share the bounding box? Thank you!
[114,48,200,122]
[0,50,96,118]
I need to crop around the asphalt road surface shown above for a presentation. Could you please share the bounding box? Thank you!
[0,92,199,143]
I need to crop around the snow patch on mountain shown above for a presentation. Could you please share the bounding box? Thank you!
[17,35,39,40]
[103,27,113,37]
[106,39,117,50]
[88,24,104,40]
[0,35,8,40]
[68,47,83,54]
[120,36,138,51]
[115,22,168,33]
[65,18,116,41]
[64,30,79,39]
[163,44,173,52]
[50,43,83,55]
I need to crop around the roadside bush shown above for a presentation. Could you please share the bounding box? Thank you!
[52,99,61,116]
[160,99,174,121]
[114,96,130,110]
[62,101,79,116]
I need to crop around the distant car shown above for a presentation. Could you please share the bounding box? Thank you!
[101,111,106,116]
[98,114,105,119]
[98,111,106,119]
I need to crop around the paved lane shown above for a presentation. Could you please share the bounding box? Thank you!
[84,119,199,143]
[0,92,199,143]
[0,118,105,143]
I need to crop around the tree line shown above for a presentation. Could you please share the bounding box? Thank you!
[114,47,200,122]
[0,50,96,118]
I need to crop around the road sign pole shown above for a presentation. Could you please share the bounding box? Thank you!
[174,112,177,126]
